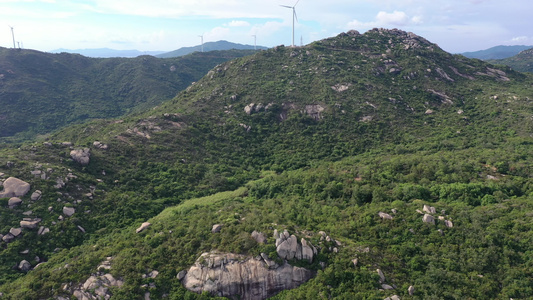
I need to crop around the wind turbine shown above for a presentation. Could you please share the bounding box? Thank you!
[280,0,300,47]
[252,34,257,50]
[198,35,204,52]
[8,25,15,48]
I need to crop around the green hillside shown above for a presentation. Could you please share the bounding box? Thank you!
[156,41,267,58]
[0,29,532,299]
[0,48,258,142]
[488,48,533,73]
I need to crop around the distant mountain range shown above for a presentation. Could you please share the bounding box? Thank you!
[49,48,165,58]
[459,45,533,60]
[156,40,268,58]
[50,41,267,58]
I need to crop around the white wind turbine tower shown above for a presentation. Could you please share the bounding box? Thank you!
[280,0,300,47]
[252,34,257,50]
[8,25,16,48]
[198,35,204,52]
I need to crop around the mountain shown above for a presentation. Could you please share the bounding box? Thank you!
[49,48,166,58]
[0,47,258,142]
[156,40,268,58]
[460,45,533,60]
[0,29,532,299]
[487,47,533,72]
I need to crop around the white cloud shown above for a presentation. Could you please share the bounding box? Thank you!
[511,36,528,42]
[227,20,250,27]
[346,10,422,30]
[376,11,410,26]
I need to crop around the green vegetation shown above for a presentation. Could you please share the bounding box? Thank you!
[0,29,532,299]
[488,48,533,73]
[0,47,259,142]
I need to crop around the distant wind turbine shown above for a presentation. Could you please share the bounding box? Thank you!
[252,34,257,50]
[8,25,15,48]
[198,35,204,52]
[280,0,300,47]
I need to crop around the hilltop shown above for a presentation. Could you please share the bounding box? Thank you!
[49,48,165,58]
[0,47,258,142]
[156,40,268,58]
[0,29,531,299]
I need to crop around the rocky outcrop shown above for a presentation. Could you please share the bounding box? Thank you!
[378,211,393,220]
[212,224,223,233]
[136,222,151,233]
[274,230,317,262]
[63,206,75,217]
[422,214,435,225]
[31,190,42,201]
[70,148,91,165]
[182,252,314,300]
[18,260,31,272]
[93,141,109,150]
[303,104,325,120]
[423,205,436,214]
[20,218,41,229]
[0,177,31,198]
[8,197,22,208]
[251,230,267,244]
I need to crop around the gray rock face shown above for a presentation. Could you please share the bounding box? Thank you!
[444,220,454,228]
[274,231,316,262]
[378,211,393,220]
[63,206,75,217]
[136,222,151,233]
[0,177,31,198]
[183,252,314,300]
[212,224,223,233]
[18,260,31,272]
[423,205,436,214]
[70,148,91,165]
[8,197,22,207]
[20,219,41,229]
[303,104,325,120]
[9,227,22,237]
[251,230,267,244]
[93,141,109,150]
[31,190,42,201]
[422,214,435,225]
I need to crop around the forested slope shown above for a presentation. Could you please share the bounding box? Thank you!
[0,29,531,299]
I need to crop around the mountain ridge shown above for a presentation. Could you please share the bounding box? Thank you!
[459,44,533,60]
[156,40,268,58]
[0,47,259,142]
[0,29,531,299]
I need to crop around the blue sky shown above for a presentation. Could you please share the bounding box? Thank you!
[1,0,532,53]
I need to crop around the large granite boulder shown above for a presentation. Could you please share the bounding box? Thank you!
[274,230,317,262]
[63,206,75,217]
[0,177,31,198]
[182,252,314,300]
[8,197,22,208]
[70,148,91,165]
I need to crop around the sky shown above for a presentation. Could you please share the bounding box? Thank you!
[1,0,532,54]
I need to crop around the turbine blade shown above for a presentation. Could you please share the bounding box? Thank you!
[280,5,292,8]
[294,9,298,23]
[294,0,300,7]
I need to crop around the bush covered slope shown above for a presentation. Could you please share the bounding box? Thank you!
[0,29,532,299]
[0,48,258,142]
[488,48,533,73]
